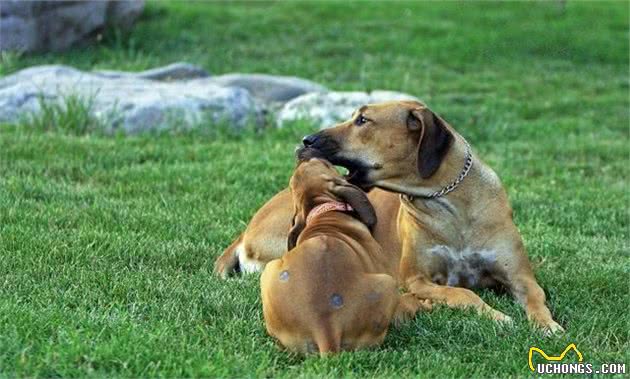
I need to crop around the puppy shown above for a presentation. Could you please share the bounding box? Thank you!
[260,158,427,355]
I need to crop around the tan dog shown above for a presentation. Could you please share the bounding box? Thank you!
[260,158,426,354]
[214,100,563,334]
[213,188,401,278]
[299,100,563,333]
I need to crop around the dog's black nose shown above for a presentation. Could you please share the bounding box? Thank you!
[302,134,318,147]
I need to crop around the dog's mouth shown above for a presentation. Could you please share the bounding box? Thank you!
[345,169,374,191]
[296,146,376,191]
[332,157,376,190]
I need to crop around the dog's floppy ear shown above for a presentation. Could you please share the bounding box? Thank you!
[407,107,454,179]
[332,179,377,230]
[287,216,305,251]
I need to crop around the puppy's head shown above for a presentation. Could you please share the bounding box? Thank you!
[287,158,377,250]
[297,100,453,190]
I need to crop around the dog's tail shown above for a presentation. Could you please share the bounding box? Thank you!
[213,233,243,278]
[313,323,341,356]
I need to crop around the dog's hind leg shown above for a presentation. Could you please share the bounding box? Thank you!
[213,233,243,278]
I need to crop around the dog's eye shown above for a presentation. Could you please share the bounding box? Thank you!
[354,115,368,126]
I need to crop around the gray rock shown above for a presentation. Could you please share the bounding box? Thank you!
[95,62,210,81]
[106,0,145,30]
[207,73,327,104]
[276,91,420,128]
[0,1,34,18]
[0,0,144,53]
[39,1,109,52]
[0,16,38,52]
[0,65,261,133]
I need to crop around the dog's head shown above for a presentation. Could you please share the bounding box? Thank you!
[296,100,454,191]
[287,157,377,250]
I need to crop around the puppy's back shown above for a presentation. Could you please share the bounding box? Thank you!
[261,236,397,354]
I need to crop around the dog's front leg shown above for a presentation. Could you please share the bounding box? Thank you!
[509,273,564,335]
[492,232,564,335]
[501,248,564,335]
[398,239,512,324]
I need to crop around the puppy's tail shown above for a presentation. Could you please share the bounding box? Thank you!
[313,323,341,356]
[213,233,243,278]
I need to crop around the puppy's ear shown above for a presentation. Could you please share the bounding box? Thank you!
[287,214,305,251]
[407,108,454,179]
[296,146,323,162]
[332,179,377,230]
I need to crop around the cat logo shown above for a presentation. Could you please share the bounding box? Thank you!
[528,343,584,372]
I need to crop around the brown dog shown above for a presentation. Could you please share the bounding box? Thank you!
[260,158,426,354]
[299,100,563,333]
[215,100,563,334]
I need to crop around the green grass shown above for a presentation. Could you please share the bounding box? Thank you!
[0,1,628,377]
[17,94,106,135]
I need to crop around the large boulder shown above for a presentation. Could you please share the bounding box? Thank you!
[0,0,145,53]
[276,91,420,128]
[0,65,261,133]
[207,73,327,105]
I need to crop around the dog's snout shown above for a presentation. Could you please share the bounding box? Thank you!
[302,134,319,147]
[298,131,340,161]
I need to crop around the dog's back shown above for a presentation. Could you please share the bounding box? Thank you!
[261,234,400,355]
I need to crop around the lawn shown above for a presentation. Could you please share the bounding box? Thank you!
[0,1,628,377]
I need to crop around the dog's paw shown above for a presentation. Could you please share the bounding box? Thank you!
[213,260,229,279]
[213,255,239,279]
[541,321,565,337]
[492,311,513,326]
[418,299,433,311]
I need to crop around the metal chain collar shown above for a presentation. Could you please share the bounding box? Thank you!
[427,139,473,198]
[406,139,473,200]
